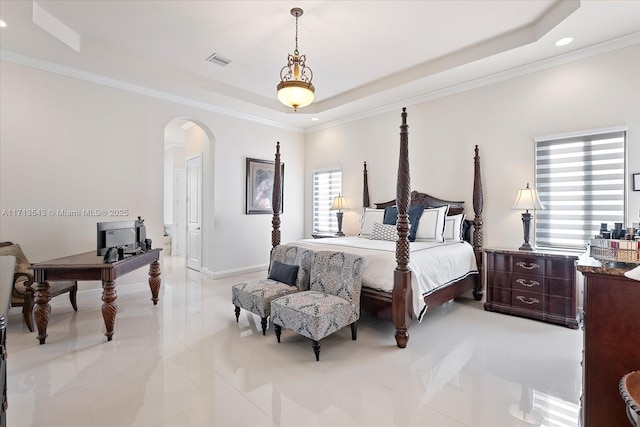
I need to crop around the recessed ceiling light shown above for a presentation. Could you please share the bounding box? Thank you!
[555,37,573,47]
[311,117,319,121]
[0,20,7,28]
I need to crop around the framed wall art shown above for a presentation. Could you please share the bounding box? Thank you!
[633,173,640,191]
[246,158,284,214]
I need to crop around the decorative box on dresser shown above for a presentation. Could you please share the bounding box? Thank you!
[484,248,579,329]
[577,262,640,427]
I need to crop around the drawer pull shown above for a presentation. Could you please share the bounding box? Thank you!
[516,261,540,270]
[516,295,540,305]
[516,278,540,288]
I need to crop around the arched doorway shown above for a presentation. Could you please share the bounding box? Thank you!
[163,119,214,272]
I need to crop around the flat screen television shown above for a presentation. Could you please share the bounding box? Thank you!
[96,218,146,256]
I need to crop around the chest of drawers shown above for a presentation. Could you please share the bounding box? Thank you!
[577,266,640,427]
[484,248,579,329]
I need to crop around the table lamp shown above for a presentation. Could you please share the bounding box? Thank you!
[331,194,348,236]
[512,183,545,251]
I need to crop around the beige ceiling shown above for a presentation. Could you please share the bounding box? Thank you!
[1,1,639,130]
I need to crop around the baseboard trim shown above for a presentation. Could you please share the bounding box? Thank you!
[203,264,268,279]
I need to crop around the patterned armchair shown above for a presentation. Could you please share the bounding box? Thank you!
[270,251,365,361]
[232,245,315,335]
[0,242,77,331]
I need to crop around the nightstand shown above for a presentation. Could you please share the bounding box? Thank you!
[484,248,579,329]
[311,233,341,239]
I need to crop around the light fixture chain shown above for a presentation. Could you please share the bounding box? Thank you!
[294,13,299,53]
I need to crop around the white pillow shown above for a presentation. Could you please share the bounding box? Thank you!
[369,222,398,241]
[443,213,465,241]
[415,205,449,242]
[359,208,385,236]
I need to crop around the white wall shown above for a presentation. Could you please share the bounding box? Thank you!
[0,60,306,287]
[304,44,640,250]
[1,43,637,288]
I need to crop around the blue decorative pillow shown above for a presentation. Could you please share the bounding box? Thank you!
[268,260,299,286]
[382,205,426,241]
[383,206,398,225]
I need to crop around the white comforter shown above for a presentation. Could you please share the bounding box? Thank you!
[291,237,478,321]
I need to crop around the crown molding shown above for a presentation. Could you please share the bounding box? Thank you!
[306,32,640,133]
[2,31,638,135]
[0,49,302,133]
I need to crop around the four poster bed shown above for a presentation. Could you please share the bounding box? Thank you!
[269,108,484,348]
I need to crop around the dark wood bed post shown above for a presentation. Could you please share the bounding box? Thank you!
[472,145,484,299]
[393,107,412,349]
[363,161,371,208]
[272,141,282,249]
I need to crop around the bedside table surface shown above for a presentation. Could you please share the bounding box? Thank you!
[484,247,579,259]
[311,232,342,239]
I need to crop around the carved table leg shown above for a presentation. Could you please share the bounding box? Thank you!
[101,280,117,341]
[149,260,161,305]
[34,281,51,345]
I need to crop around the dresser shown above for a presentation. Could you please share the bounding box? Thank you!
[484,248,579,329]
[0,256,14,427]
[577,263,640,427]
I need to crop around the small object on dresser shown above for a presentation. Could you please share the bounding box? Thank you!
[590,239,640,264]
[512,183,545,251]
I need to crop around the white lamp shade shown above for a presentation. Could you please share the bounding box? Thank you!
[512,184,545,211]
[277,80,315,109]
[331,195,348,210]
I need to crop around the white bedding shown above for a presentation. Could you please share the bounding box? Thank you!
[290,237,478,321]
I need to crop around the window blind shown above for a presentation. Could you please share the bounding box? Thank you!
[313,168,342,233]
[534,128,626,250]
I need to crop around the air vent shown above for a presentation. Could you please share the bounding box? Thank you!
[206,53,231,67]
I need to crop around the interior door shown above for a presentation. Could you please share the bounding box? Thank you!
[173,168,186,257]
[186,154,202,271]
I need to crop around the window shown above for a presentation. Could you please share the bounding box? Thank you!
[313,168,342,233]
[534,127,626,251]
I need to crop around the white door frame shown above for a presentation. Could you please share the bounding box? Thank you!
[173,168,186,257]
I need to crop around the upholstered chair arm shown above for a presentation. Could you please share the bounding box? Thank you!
[12,271,34,298]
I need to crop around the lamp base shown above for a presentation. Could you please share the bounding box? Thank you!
[519,242,534,251]
[519,212,534,251]
[335,211,344,237]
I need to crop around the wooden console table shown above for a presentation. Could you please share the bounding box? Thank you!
[30,248,161,344]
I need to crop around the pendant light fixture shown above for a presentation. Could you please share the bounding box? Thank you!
[277,7,315,111]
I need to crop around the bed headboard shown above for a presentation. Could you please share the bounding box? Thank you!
[373,191,465,216]
[362,144,483,249]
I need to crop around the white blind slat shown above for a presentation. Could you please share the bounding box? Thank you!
[313,168,342,233]
[534,131,626,251]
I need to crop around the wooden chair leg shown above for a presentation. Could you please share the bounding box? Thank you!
[69,283,78,311]
[261,317,267,335]
[351,321,358,341]
[312,340,321,361]
[274,324,282,343]
[234,306,240,322]
[23,294,34,332]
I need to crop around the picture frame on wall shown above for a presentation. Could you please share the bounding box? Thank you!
[246,158,284,214]
[634,173,640,191]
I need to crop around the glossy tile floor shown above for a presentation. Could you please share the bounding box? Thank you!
[6,256,583,427]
